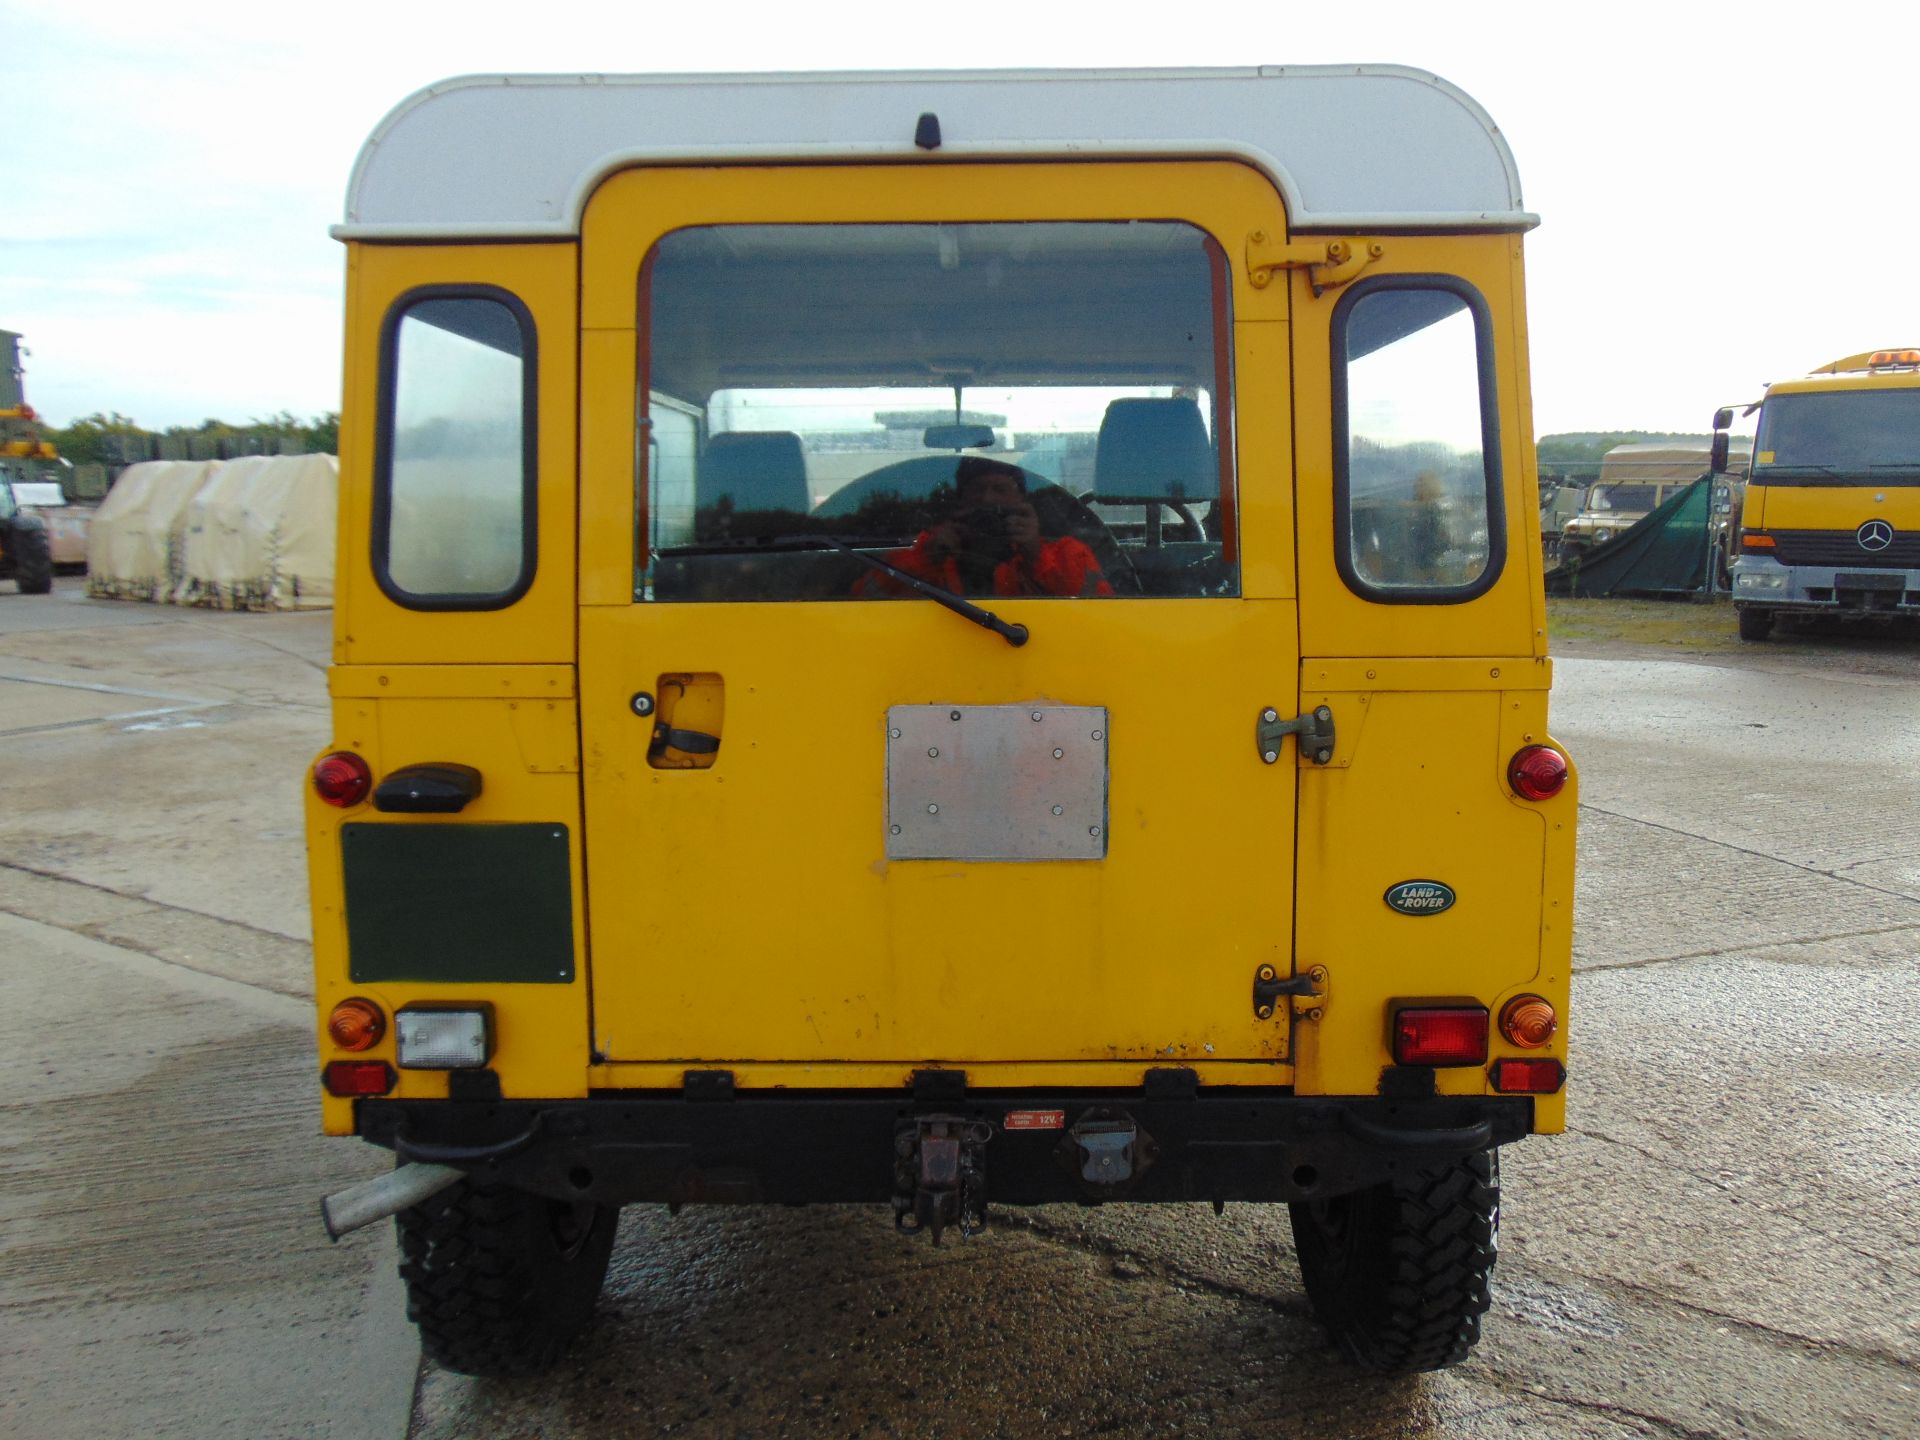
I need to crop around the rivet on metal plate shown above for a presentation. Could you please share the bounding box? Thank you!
[1031,711,1042,722]
[1089,826,1101,837]
[927,804,939,814]
[1051,805,1063,816]
[1053,748,1063,759]
[890,728,902,739]
[949,711,961,721]
[1091,730,1103,741]
[928,748,940,758]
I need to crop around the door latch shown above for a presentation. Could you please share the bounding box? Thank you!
[1258,705,1335,765]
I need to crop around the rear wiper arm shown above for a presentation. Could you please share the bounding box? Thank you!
[675,533,1029,647]
[815,534,1029,648]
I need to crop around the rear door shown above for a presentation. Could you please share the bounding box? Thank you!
[577,161,1299,1072]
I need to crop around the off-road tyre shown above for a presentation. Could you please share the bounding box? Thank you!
[11,523,53,594]
[397,1176,619,1377]
[1736,605,1773,642]
[1289,1149,1500,1374]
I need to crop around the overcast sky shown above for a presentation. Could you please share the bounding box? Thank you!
[8,0,1913,436]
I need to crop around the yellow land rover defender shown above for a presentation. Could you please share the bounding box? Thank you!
[1722,350,1920,640]
[309,68,1575,1378]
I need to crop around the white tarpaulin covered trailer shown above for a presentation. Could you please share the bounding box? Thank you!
[88,456,338,609]
[85,460,221,602]
[177,454,338,610]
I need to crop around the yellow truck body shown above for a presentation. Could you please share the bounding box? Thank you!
[1728,352,1920,637]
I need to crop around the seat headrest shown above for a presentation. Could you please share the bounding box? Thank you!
[697,431,810,516]
[1092,398,1213,502]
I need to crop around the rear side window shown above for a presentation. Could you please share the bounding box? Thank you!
[1332,277,1504,603]
[373,288,537,608]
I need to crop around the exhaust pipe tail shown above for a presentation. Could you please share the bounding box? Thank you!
[321,1162,465,1242]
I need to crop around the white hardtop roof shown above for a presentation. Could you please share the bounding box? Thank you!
[339,66,1533,241]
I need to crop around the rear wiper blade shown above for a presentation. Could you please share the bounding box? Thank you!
[817,535,1030,648]
[672,533,1029,648]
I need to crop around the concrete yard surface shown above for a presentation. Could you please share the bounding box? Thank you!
[2,581,1917,1438]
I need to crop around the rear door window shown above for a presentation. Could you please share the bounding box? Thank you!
[638,222,1237,602]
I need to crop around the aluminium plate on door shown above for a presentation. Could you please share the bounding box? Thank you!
[886,703,1108,862]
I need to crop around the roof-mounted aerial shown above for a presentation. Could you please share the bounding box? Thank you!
[337,66,1535,242]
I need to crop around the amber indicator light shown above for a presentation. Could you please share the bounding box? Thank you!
[1499,995,1557,1049]
[1392,1007,1489,1067]
[328,997,386,1052]
[1741,531,1776,550]
[322,1060,396,1097]
[1491,1058,1566,1094]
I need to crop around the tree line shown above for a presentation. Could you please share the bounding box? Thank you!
[43,411,340,466]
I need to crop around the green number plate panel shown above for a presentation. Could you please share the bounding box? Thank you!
[342,823,574,984]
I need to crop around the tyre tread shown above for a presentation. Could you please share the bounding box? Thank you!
[1292,1150,1500,1375]
[396,1178,615,1377]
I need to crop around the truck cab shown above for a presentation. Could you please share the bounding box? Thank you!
[1723,350,1920,639]
[308,66,1574,1379]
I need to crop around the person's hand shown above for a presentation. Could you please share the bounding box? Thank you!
[1006,502,1041,562]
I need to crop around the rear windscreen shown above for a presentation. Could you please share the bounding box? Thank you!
[636,222,1238,603]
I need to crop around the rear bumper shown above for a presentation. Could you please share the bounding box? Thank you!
[355,1079,1535,1209]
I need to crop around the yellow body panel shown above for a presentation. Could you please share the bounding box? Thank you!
[334,244,578,667]
[1746,481,1920,533]
[578,162,1300,1072]
[313,155,1571,1124]
[1289,234,1546,663]
[308,679,591,1134]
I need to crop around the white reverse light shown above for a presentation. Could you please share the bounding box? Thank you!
[395,1007,492,1069]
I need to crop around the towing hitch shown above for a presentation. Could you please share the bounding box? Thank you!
[893,1115,992,1243]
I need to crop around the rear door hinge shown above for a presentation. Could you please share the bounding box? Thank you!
[1258,704,1335,766]
[1253,963,1328,1020]
[1245,232,1384,296]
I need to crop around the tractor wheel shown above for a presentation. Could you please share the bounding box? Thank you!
[11,523,53,594]
[1736,606,1774,642]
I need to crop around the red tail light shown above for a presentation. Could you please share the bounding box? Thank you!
[1507,745,1568,801]
[312,751,373,808]
[1491,1058,1566,1094]
[323,1060,396,1097]
[1392,1007,1489,1067]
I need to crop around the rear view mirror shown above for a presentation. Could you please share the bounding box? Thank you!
[923,424,996,451]
[1711,406,1734,432]
[1709,433,1730,473]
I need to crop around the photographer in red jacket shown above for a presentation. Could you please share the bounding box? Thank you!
[857,457,1113,599]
